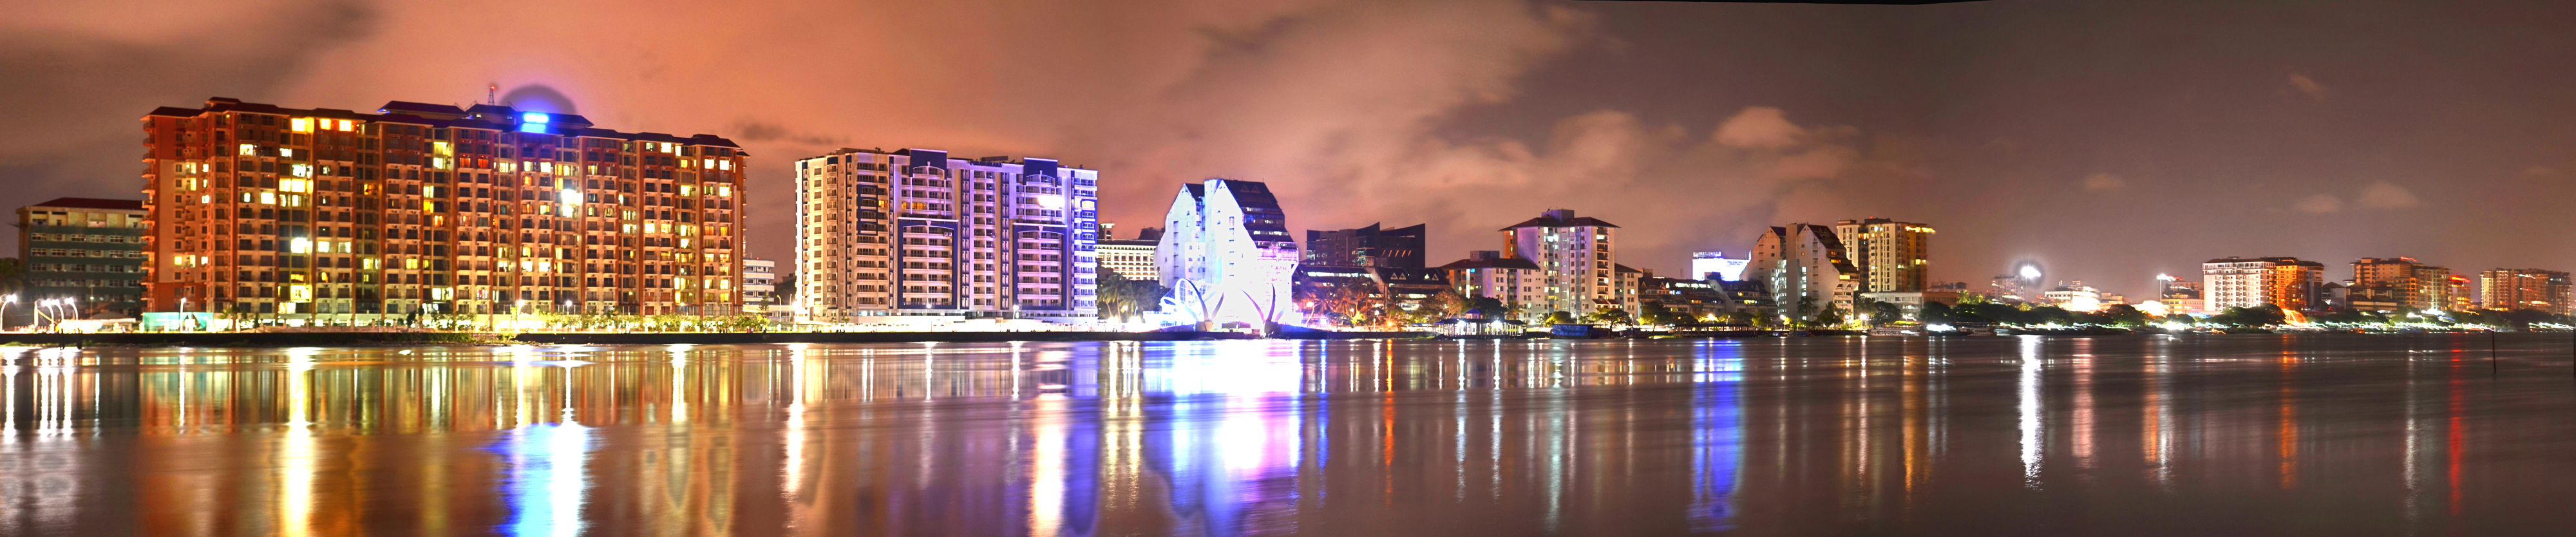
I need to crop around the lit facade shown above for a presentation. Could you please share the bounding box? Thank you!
[1749,224,1859,320]
[140,98,747,318]
[1690,251,1750,281]
[1500,209,1623,316]
[1155,178,1300,326]
[2478,268,2570,315]
[2350,257,2451,312]
[2202,256,2324,312]
[1094,239,1159,282]
[15,198,148,319]
[1832,218,1932,292]
[792,148,1099,322]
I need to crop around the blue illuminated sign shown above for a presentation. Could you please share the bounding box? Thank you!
[522,112,549,124]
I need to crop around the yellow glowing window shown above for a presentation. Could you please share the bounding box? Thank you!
[290,118,312,132]
[239,144,256,156]
[337,119,353,131]
[290,285,312,301]
[259,192,276,205]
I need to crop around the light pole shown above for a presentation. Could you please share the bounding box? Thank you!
[178,297,190,332]
[2,294,15,332]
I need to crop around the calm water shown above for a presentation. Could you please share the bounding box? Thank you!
[1,335,2571,536]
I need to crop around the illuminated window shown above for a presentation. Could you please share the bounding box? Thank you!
[290,118,312,132]
[336,119,352,131]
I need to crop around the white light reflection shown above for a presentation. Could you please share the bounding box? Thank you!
[1690,342,1746,532]
[2017,335,2045,489]
[278,347,321,537]
[1153,341,1305,536]
[501,364,592,537]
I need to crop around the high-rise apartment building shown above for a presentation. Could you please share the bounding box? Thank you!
[1832,218,1932,292]
[792,148,1099,322]
[2478,268,2570,315]
[1304,223,1426,268]
[1156,178,1300,326]
[1750,224,1860,319]
[2350,257,2452,312]
[2202,256,2325,312]
[141,98,747,317]
[1501,209,1622,316]
[15,198,148,319]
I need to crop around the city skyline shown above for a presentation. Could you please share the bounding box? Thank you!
[6,1,2576,301]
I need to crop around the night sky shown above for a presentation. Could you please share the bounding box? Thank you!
[6,0,2573,298]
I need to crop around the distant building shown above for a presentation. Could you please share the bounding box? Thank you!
[1615,265,1645,313]
[1291,263,1450,323]
[1832,218,1932,292]
[2350,257,2452,312]
[1500,209,1624,317]
[1749,224,1859,321]
[2478,268,2570,315]
[1155,178,1300,327]
[2158,275,2202,299]
[742,258,786,321]
[2202,256,2325,312]
[1858,290,1960,321]
[2447,275,2474,312]
[2041,281,2103,312]
[1990,274,2038,303]
[1690,251,1750,281]
[1439,250,1544,320]
[1304,223,1426,268]
[15,198,148,319]
[1639,276,1730,321]
[791,148,1099,323]
[1095,239,1159,282]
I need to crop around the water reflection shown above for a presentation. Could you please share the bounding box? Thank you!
[0,335,2570,536]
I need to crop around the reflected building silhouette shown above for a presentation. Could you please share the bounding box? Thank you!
[0,336,2568,536]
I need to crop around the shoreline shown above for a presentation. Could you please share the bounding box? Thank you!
[0,328,2550,348]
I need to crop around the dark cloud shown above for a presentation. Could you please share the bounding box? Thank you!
[500,84,579,115]
[731,121,848,147]
[0,0,377,254]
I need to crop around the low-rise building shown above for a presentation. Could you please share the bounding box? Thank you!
[15,198,148,320]
[1439,250,1544,321]
[1094,238,1158,282]
[742,258,785,322]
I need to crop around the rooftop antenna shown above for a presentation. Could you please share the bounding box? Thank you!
[486,83,498,105]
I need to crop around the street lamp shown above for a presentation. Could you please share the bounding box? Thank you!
[1,294,15,332]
